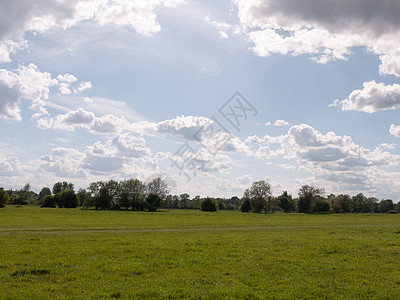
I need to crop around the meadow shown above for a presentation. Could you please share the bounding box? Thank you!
[1,207,400,299]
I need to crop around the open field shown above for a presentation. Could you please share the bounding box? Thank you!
[1,207,400,299]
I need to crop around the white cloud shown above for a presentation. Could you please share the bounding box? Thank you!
[57,73,78,83]
[274,120,289,127]
[0,0,184,62]
[0,69,21,120]
[235,0,400,77]
[74,81,92,94]
[59,83,72,95]
[390,124,400,138]
[37,107,128,134]
[339,81,400,113]
[153,115,212,140]
[0,153,21,176]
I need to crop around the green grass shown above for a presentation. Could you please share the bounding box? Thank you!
[1,206,400,299]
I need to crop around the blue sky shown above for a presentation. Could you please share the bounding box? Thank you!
[1,0,400,200]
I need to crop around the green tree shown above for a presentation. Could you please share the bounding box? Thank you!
[147,178,169,201]
[118,179,146,211]
[201,198,217,212]
[53,181,74,195]
[146,193,161,212]
[178,193,191,209]
[378,199,395,213]
[278,191,294,213]
[19,183,32,205]
[41,195,56,208]
[352,193,366,213]
[331,194,353,213]
[240,198,251,212]
[54,190,78,208]
[311,197,331,213]
[0,187,9,207]
[246,180,272,213]
[38,187,52,205]
[298,185,323,213]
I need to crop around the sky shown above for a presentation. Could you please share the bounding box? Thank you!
[1,0,400,201]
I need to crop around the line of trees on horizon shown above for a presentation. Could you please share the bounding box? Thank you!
[1,179,399,214]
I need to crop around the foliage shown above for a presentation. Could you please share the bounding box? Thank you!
[41,195,56,208]
[311,197,331,213]
[244,180,272,213]
[38,187,52,205]
[0,187,9,207]
[52,181,74,195]
[146,193,161,212]
[118,179,146,211]
[147,178,169,200]
[298,185,324,213]
[240,198,251,212]
[54,190,78,208]
[200,198,217,212]
[331,194,353,213]
[277,191,296,213]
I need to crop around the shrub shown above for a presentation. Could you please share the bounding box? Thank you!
[201,198,217,212]
[240,199,251,212]
[41,195,56,208]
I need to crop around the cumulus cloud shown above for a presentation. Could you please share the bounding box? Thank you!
[339,81,400,113]
[0,153,21,176]
[0,64,58,120]
[235,0,400,76]
[390,124,400,138]
[0,69,21,120]
[37,107,128,134]
[0,0,184,62]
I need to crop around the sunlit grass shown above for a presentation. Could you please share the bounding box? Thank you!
[1,206,400,299]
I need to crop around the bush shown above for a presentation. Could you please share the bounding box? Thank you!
[201,198,217,212]
[54,190,78,208]
[41,195,56,208]
[240,199,251,212]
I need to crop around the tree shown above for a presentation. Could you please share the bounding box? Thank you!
[88,180,119,210]
[38,187,52,205]
[298,185,324,213]
[19,183,32,205]
[352,193,366,213]
[77,188,90,207]
[379,199,395,213]
[201,198,217,212]
[53,181,74,195]
[0,187,9,208]
[178,193,191,209]
[311,197,331,213]
[331,194,353,213]
[240,198,251,212]
[118,179,146,211]
[245,180,272,213]
[278,191,295,213]
[146,193,161,212]
[54,190,78,208]
[147,178,169,201]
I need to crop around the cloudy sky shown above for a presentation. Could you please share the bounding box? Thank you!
[1,0,400,200]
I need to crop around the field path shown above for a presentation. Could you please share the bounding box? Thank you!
[1,224,399,234]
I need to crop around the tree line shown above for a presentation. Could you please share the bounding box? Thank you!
[1,179,399,213]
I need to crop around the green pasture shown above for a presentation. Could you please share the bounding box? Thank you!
[1,206,400,299]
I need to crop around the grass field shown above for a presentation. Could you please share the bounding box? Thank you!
[1,207,400,299]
